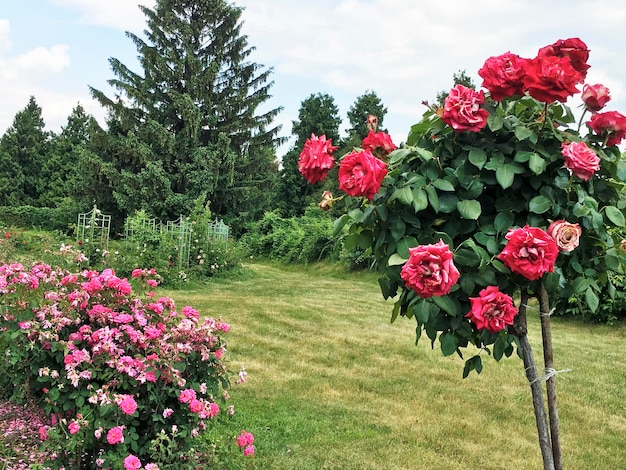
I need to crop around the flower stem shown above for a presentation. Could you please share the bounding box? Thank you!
[515,289,555,470]
[539,281,562,470]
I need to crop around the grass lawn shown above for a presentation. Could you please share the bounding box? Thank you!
[162,262,626,470]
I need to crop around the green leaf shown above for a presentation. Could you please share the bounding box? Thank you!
[585,288,599,312]
[462,355,483,378]
[390,217,406,241]
[496,165,515,189]
[432,179,455,191]
[514,125,536,142]
[605,206,626,227]
[432,295,460,316]
[493,335,507,361]
[412,188,428,212]
[391,187,414,206]
[468,148,487,170]
[413,300,431,324]
[457,200,481,220]
[528,153,547,175]
[529,195,552,214]
[440,333,458,357]
[487,114,503,132]
[493,211,514,233]
[332,214,349,237]
[388,253,408,266]
[396,236,418,258]
[426,185,440,213]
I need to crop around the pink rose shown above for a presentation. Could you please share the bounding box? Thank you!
[162,408,174,418]
[547,220,582,252]
[119,395,138,415]
[298,133,338,184]
[189,399,204,413]
[537,37,590,78]
[561,141,600,181]
[587,110,626,146]
[243,445,256,457]
[522,54,581,103]
[38,426,49,441]
[497,226,559,281]
[478,52,528,101]
[107,426,125,445]
[68,421,81,435]
[581,83,611,112]
[361,131,397,158]
[338,150,388,200]
[124,454,142,470]
[178,388,197,404]
[442,84,489,132]
[466,286,518,334]
[400,240,460,298]
[237,430,255,447]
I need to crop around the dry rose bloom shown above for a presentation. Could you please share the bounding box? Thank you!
[581,83,611,112]
[318,190,333,211]
[400,240,460,298]
[547,220,582,252]
[298,133,338,184]
[442,84,489,132]
[478,51,528,101]
[497,226,559,281]
[561,141,600,181]
[338,150,388,200]
[466,286,518,334]
[366,114,378,131]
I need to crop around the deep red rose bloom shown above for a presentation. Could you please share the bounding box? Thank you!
[538,37,590,78]
[298,133,338,184]
[466,286,518,334]
[478,52,528,101]
[581,83,611,112]
[362,131,397,157]
[400,240,460,298]
[586,110,626,146]
[561,141,600,181]
[523,55,582,103]
[497,226,559,281]
[442,84,489,132]
[338,149,387,200]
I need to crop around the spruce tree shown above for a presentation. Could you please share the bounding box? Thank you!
[89,0,282,223]
[0,96,49,206]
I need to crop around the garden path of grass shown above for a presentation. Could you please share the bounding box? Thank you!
[166,262,626,470]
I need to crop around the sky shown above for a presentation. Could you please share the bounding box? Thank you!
[2,0,626,156]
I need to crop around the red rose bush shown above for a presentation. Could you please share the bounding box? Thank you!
[299,37,626,468]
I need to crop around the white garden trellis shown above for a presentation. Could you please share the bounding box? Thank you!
[76,206,111,249]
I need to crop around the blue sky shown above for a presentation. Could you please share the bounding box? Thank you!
[2,0,626,155]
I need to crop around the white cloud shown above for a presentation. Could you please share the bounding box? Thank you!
[49,0,155,30]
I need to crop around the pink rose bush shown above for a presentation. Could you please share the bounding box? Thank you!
[0,262,253,469]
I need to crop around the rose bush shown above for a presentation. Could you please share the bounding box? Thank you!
[300,36,626,469]
[0,260,253,469]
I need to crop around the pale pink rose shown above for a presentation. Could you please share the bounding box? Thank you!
[68,421,81,435]
[162,408,174,418]
[123,454,142,470]
[582,83,611,112]
[547,220,582,252]
[243,445,256,456]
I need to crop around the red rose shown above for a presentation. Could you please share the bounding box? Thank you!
[442,84,489,132]
[581,83,611,112]
[298,133,338,184]
[400,240,460,298]
[538,37,590,78]
[478,52,528,101]
[361,131,397,158]
[561,141,600,181]
[466,286,518,334]
[586,110,626,146]
[338,149,387,200]
[522,55,581,103]
[497,226,559,281]
[547,220,582,252]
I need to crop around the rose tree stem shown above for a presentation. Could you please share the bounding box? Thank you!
[539,281,562,470]
[515,290,555,470]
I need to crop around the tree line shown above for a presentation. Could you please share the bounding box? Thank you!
[0,0,393,236]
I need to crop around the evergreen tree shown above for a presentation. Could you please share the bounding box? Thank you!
[88,0,282,223]
[345,90,388,144]
[277,93,341,217]
[39,103,93,207]
[0,96,49,206]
